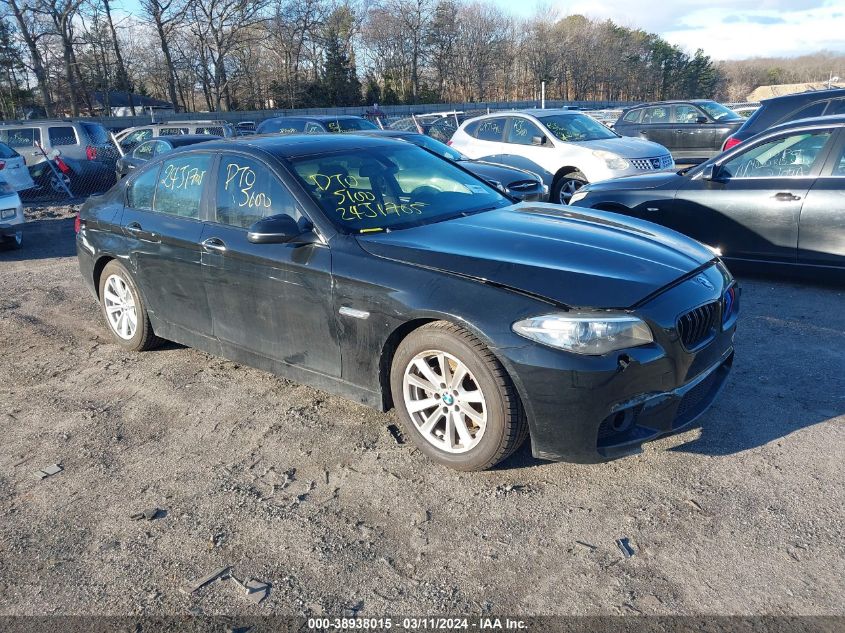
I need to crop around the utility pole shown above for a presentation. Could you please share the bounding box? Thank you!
[541,81,545,109]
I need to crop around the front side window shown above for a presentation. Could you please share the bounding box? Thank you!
[674,104,704,124]
[538,114,618,142]
[48,126,78,146]
[215,154,300,228]
[127,166,159,210]
[152,141,172,156]
[289,144,510,233]
[324,118,378,133]
[473,118,506,142]
[720,131,832,179]
[153,154,211,218]
[121,129,152,149]
[1,127,42,148]
[305,122,325,134]
[506,117,543,145]
[133,141,157,160]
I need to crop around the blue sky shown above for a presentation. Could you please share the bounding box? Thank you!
[489,0,845,60]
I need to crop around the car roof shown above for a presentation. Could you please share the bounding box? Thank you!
[181,133,414,159]
[0,119,95,126]
[153,134,221,145]
[626,100,715,108]
[351,130,418,138]
[766,113,845,133]
[262,115,366,123]
[762,88,845,105]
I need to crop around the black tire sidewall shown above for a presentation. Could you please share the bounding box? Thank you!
[98,261,149,351]
[553,173,587,205]
[390,326,510,471]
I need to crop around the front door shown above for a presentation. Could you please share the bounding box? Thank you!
[668,128,836,263]
[798,131,845,268]
[201,152,340,376]
[672,104,711,158]
[121,153,214,335]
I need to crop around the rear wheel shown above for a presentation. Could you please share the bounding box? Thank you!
[98,260,161,351]
[553,171,587,205]
[390,321,527,471]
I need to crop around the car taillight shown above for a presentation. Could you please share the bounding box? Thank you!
[446,140,453,146]
[56,157,70,173]
[86,145,96,160]
[74,214,81,234]
[0,160,5,170]
[723,137,741,151]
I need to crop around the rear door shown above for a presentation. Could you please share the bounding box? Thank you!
[638,106,674,150]
[670,128,836,262]
[798,129,845,268]
[200,152,340,375]
[121,152,214,335]
[461,117,507,163]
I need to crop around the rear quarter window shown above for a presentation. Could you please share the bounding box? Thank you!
[622,109,642,123]
[48,126,78,146]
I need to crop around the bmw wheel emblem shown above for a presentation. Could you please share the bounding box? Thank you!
[442,393,455,405]
[693,275,715,291]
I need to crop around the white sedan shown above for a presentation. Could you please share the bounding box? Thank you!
[449,110,675,204]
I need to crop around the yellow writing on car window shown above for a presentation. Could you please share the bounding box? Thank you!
[161,163,205,190]
[224,162,271,209]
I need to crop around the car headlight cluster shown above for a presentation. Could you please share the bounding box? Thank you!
[592,150,630,170]
[513,313,653,355]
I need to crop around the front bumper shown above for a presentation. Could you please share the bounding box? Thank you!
[0,194,24,235]
[497,264,737,463]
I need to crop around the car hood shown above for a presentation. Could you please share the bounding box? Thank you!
[575,136,669,158]
[582,171,684,192]
[460,160,539,185]
[356,203,715,309]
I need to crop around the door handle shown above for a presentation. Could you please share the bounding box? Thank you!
[125,222,144,234]
[773,192,801,202]
[202,237,227,252]
[125,221,160,242]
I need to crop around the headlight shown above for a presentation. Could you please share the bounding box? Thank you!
[592,150,630,170]
[569,189,589,204]
[513,313,653,355]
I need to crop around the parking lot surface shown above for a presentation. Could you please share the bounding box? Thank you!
[0,206,843,615]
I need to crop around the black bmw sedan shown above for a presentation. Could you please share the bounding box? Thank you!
[76,134,738,471]
[570,115,845,274]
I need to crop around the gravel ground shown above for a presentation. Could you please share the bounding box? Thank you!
[0,207,843,617]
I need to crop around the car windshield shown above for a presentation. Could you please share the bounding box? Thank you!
[325,118,379,132]
[288,144,511,233]
[698,101,742,121]
[537,114,618,142]
[406,134,466,161]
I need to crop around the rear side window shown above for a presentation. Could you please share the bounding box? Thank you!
[0,142,17,159]
[473,118,506,142]
[81,122,111,145]
[215,154,300,228]
[1,127,41,148]
[825,99,845,115]
[48,126,78,146]
[154,154,211,219]
[127,166,159,210]
[789,101,827,122]
[622,109,642,123]
[159,127,188,136]
[195,126,224,136]
[642,106,669,124]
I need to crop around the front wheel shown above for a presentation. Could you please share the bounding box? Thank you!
[390,321,527,471]
[553,171,587,205]
[98,260,161,351]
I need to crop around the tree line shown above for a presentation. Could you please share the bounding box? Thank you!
[0,0,747,119]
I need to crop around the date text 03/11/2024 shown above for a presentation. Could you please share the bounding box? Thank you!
[307,617,528,630]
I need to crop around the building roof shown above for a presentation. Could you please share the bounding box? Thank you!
[747,82,845,102]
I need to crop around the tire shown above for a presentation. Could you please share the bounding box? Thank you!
[1,230,22,250]
[552,171,587,205]
[49,170,74,196]
[98,260,161,351]
[390,321,527,471]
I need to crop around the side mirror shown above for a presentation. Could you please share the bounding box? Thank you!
[531,135,547,146]
[701,164,720,181]
[696,116,709,124]
[247,214,316,245]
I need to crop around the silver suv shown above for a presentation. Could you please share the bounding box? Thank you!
[0,120,119,195]
[115,120,235,153]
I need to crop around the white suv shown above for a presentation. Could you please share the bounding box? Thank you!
[449,110,674,204]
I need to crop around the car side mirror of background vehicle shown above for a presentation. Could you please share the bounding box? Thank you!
[696,116,709,124]
[247,214,317,245]
[701,164,721,181]
[532,135,547,146]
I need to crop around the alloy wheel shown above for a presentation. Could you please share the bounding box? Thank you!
[558,178,584,204]
[103,274,137,340]
[402,350,487,453]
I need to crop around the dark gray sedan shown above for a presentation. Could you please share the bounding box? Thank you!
[116,135,220,179]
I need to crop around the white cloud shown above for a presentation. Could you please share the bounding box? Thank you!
[539,0,845,59]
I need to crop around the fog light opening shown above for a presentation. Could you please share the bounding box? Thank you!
[611,409,636,433]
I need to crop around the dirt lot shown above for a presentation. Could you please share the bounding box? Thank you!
[0,206,843,617]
